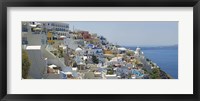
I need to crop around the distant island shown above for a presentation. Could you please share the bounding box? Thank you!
[125,44,178,50]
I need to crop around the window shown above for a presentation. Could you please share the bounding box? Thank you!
[53,37,57,40]
[22,27,28,32]
[41,39,45,45]
[47,37,51,40]
[22,37,28,45]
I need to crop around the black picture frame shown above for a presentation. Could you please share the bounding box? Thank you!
[0,0,200,101]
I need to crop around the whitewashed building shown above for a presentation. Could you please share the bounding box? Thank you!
[41,22,69,38]
[26,46,47,79]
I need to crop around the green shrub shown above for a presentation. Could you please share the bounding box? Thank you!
[150,68,160,79]
[22,49,31,79]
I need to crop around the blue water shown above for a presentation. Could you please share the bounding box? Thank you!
[128,47,178,79]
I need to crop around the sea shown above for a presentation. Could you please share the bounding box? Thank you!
[126,46,178,79]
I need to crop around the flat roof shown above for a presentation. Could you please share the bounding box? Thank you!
[26,46,41,50]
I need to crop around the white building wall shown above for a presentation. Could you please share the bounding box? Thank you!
[23,33,47,46]
[27,49,46,79]
[42,45,66,69]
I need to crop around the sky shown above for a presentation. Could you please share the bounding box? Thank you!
[65,21,178,47]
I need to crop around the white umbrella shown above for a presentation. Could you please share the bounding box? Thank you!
[118,47,127,51]
[29,24,37,27]
[48,64,57,68]
[65,72,72,75]
[60,36,66,38]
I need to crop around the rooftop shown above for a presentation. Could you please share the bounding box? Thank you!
[26,45,41,50]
